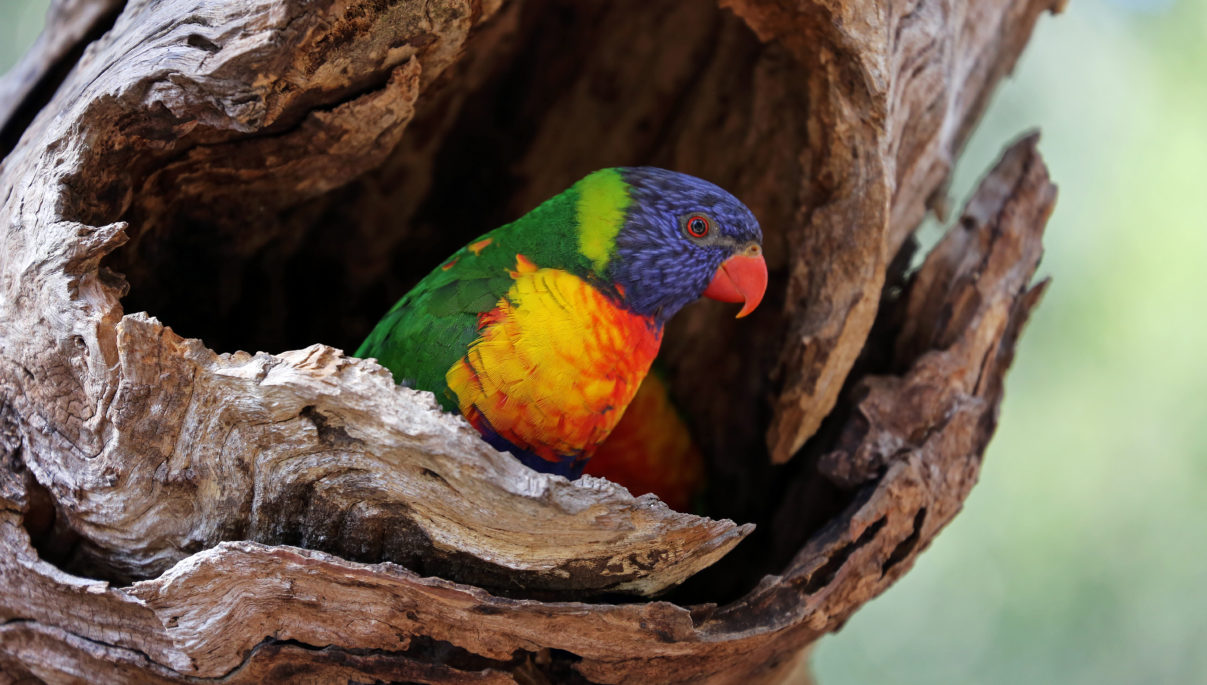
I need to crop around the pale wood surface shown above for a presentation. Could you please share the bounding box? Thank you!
[0,0,1059,681]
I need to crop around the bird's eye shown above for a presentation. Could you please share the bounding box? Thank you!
[686,214,711,238]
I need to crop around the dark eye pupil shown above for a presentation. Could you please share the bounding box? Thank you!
[690,218,707,236]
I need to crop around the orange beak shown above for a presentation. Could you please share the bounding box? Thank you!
[701,244,767,318]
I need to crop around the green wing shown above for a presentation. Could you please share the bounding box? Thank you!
[355,180,599,411]
[355,233,517,412]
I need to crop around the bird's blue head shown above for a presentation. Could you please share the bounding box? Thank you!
[593,167,766,323]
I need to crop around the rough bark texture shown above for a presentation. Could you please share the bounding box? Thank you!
[0,0,1060,682]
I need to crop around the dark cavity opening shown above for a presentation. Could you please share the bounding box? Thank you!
[85,0,873,601]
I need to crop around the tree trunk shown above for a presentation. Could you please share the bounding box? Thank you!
[0,0,1060,682]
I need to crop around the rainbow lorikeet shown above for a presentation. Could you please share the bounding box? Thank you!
[356,167,766,479]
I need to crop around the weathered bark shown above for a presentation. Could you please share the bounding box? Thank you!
[0,0,1059,682]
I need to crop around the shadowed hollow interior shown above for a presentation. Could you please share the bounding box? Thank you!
[87,0,863,600]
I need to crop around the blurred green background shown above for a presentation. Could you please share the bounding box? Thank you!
[2,1,1203,683]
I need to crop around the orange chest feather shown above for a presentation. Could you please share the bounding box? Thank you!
[445,265,662,463]
[583,371,705,511]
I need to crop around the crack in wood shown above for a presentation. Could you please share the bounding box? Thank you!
[800,517,886,595]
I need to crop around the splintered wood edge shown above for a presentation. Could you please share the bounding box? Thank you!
[133,315,755,596]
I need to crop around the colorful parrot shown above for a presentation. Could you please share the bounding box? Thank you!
[356,167,766,481]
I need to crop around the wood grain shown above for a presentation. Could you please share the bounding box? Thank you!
[0,0,1059,680]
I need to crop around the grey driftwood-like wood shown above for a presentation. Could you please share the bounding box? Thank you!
[0,0,1060,682]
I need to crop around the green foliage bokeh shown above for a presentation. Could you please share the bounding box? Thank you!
[2,1,1202,682]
